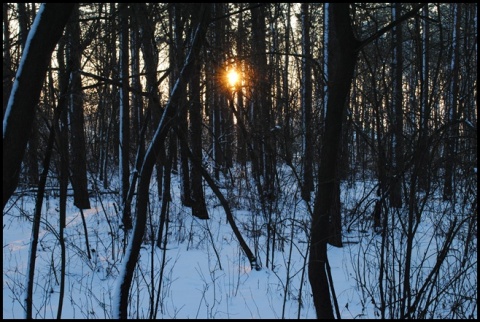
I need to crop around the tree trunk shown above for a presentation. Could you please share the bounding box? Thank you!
[3,3,12,116]
[211,3,226,180]
[174,126,259,271]
[389,3,404,209]
[417,5,431,192]
[301,3,314,202]
[25,70,66,318]
[67,3,91,209]
[308,4,427,318]
[113,4,211,318]
[119,3,132,229]
[234,4,247,166]
[130,19,144,163]
[309,4,358,318]
[3,3,74,210]
[156,136,174,248]
[17,3,40,187]
[251,3,275,203]
[443,3,461,201]
[57,43,70,318]
[189,50,209,219]
[282,3,293,164]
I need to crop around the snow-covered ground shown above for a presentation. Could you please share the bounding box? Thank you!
[3,168,477,319]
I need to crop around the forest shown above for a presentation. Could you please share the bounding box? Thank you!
[3,3,477,319]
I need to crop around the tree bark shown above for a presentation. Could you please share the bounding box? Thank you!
[67,3,91,209]
[309,4,359,318]
[3,3,12,116]
[56,41,70,319]
[119,3,132,229]
[390,3,404,208]
[189,49,209,219]
[25,69,66,318]
[301,3,314,202]
[308,4,427,318]
[114,4,211,318]
[3,3,74,210]
[443,3,461,201]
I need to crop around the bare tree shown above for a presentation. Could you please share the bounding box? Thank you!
[189,47,209,219]
[389,3,404,208]
[443,3,461,201]
[113,4,211,318]
[3,3,13,116]
[3,3,74,210]
[301,3,314,202]
[309,3,426,318]
[67,3,91,209]
[119,3,132,229]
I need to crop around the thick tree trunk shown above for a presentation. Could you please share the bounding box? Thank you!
[3,3,12,116]
[308,4,426,318]
[309,4,359,318]
[3,3,74,210]
[67,3,91,209]
[189,53,209,219]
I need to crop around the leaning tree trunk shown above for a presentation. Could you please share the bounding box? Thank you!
[3,3,74,210]
[113,4,211,318]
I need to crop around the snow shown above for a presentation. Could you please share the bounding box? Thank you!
[3,167,477,319]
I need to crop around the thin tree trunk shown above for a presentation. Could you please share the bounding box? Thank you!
[175,127,259,271]
[113,5,211,318]
[282,3,293,164]
[57,53,70,320]
[156,135,173,248]
[390,3,404,209]
[418,5,431,192]
[443,3,461,201]
[234,4,247,166]
[119,3,132,229]
[25,73,65,318]
[301,3,314,202]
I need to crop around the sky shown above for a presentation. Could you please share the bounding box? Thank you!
[3,168,476,319]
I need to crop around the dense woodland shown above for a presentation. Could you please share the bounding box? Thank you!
[3,3,477,319]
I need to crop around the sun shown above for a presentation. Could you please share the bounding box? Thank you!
[226,69,240,88]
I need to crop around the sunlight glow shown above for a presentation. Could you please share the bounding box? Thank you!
[227,69,240,88]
